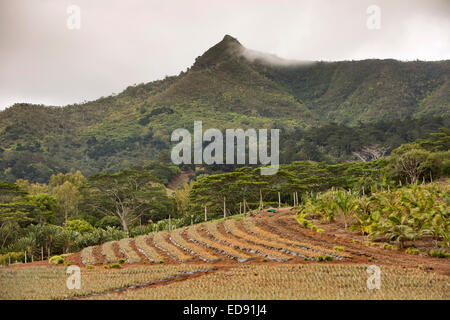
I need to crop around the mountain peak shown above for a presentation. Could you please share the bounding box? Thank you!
[221,34,241,45]
[192,35,244,70]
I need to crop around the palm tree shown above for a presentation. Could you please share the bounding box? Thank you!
[335,190,356,229]
[56,229,78,253]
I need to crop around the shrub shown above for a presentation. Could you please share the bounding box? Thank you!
[108,263,121,269]
[324,255,332,261]
[129,224,155,237]
[49,255,64,265]
[298,190,338,222]
[64,219,94,234]
[72,227,127,252]
[95,216,122,229]
[297,218,312,228]
[86,265,94,269]
[296,216,323,233]
[316,256,324,262]
[383,243,398,250]
[405,248,419,255]
[64,261,71,266]
[0,252,25,265]
[102,227,128,241]
[118,258,127,264]
[333,246,344,251]
[428,250,450,258]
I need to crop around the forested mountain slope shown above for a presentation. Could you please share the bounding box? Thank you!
[1,35,448,182]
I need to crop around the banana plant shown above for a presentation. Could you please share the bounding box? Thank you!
[351,196,376,236]
[374,214,419,248]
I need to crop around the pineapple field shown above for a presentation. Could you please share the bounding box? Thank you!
[69,209,354,266]
[1,206,448,300]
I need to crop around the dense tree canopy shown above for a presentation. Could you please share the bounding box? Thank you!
[81,168,175,232]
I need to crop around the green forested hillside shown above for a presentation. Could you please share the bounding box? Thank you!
[1,35,449,182]
[256,58,449,124]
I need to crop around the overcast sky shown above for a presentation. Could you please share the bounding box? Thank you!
[1,0,449,110]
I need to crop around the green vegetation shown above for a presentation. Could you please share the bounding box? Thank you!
[0,164,181,263]
[254,57,450,124]
[0,130,448,264]
[189,159,387,220]
[80,168,176,231]
[383,243,398,250]
[428,250,450,258]
[49,255,65,265]
[387,130,450,184]
[405,248,419,255]
[295,216,323,233]
[298,183,449,252]
[293,132,449,254]
[64,219,94,234]
[186,130,449,223]
[0,252,25,265]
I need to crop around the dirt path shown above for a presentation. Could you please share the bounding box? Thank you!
[72,267,221,300]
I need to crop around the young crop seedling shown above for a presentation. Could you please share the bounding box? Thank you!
[405,248,419,255]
